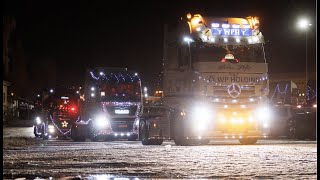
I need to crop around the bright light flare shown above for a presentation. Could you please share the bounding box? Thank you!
[253,36,259,42]
[211,23,219,28]
[192,106,212,121]
[255,106,272,121]
[184,37,194,43]
[191,17,202,26]
[36,117,41,125]
[297,19,312,29]
[95,115,109,127]
[222,24,230,28]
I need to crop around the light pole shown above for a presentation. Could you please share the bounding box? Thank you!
[297,18,312,103]
[183,36,194,70]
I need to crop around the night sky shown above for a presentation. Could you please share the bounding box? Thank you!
[4,0,316,94]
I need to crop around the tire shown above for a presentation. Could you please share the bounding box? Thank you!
[42,124,49,140]
[43,134,49,140]
[71,125,86,142]
[239,138,258,145]
[287,118,296,139]
[34,126,41,137]
[172,117,191,146]
[91,135,100,142]
[140,120,161,145]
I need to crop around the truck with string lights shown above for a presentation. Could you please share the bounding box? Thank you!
[71,67,143,141]
[33,87,81,140]
[139,14,272,145]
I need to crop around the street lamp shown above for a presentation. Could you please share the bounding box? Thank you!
[183,36,194,70]
[297,18,312,103]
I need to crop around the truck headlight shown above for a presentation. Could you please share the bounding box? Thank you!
[255,106,272,121]
[192,107,213,121]
[36,117,41,125]
[48,125,55,129]
[48,125,55,133]
[95,115,109,127]
[191,106,213,131]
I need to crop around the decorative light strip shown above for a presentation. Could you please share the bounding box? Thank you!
[49,115,72,135]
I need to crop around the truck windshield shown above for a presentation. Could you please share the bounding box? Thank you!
[99,82,141,102]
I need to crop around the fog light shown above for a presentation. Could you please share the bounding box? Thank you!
[49,128,55,133]
[115,133,118,136]
[127,133,130,136]
[121,133,124,136]
[36,117,41,125]
[49,135,52,138]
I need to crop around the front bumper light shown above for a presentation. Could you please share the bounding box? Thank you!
[191,107,213,131]
[255,106,272,121]
[36,117,41,125]
[48,125,55,133]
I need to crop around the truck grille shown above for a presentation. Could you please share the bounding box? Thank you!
[106,106,138,116]
[110,118,135,132]
[212,85,255,97]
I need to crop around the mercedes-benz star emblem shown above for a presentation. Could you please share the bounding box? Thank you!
[227,83,241,98]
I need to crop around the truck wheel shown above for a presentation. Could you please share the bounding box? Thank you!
[42,125,49,140]
[34,126,40,137]
[43,134,49,140]
[239,138,257,145]
[71,125,78,141]
[140,120,152,145]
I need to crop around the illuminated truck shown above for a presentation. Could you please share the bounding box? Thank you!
[138,14,271,145]
[72,67,143,141]
[33,87,81,140]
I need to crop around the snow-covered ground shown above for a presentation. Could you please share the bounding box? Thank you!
[3,126,34,138]
[3,138,317,179]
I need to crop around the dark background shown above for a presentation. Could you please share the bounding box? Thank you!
[3,0,316,97]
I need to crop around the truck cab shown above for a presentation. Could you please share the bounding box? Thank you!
[81,68,143,141]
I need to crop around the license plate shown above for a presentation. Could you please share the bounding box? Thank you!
[118,124,128,128]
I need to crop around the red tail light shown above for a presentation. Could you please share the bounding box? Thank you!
[69,106,77,113]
